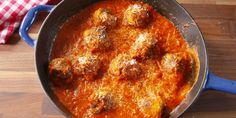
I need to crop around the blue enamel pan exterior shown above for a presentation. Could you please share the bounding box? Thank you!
[19,0,236,117]
[205,72,236,94]
[19,5,53,48]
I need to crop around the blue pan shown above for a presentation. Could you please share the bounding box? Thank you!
[19,0,236,117]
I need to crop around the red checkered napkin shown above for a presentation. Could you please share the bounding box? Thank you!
[0,0,50,44]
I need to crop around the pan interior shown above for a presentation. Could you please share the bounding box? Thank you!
[35,0,208,117]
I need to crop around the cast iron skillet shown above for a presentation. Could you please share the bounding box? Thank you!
[19,0,236,117]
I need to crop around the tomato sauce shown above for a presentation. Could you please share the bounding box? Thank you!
[49,0,199,117]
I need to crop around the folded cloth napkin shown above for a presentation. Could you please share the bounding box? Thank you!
[0,0,59,44]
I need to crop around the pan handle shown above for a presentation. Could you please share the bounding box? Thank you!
[19,5,54,48]
[205,72,236,94]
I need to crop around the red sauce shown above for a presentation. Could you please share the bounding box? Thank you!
[49,0,199,117]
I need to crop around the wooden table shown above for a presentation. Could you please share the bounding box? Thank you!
[0,1,236,118]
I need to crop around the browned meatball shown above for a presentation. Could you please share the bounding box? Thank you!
[49,58,73,83]
[130,32,157,59]
[137,96,164,117]
[123,4,151,27]
[83,26,111,52]
[109,54,142,80]
[162,53,179,72]
[71,54,101,80]
[89,89,114,114]
[93,8,117,27]
[161,52,193,73]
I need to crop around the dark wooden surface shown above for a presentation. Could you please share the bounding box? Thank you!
[0,2,236,118]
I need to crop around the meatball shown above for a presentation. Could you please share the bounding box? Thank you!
[123,4,151,27]
[130,32,157,59]
[71,54,101,80]
[49,58,73,83]
[109,54,142,80]
[89,89,114,114]
[161,52,193,73]
[162,53,179,71]
[83,26,111,52]
[137,96,164,117]
[93,8,117,26]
